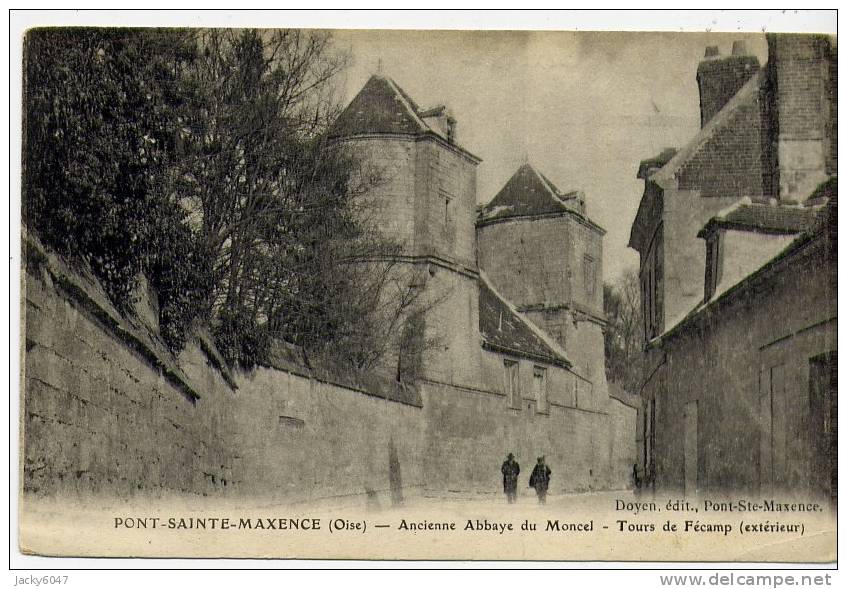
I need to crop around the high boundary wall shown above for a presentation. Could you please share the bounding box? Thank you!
[23,237,239,499]
[419,379,635,496]
[22,235,635,503]
[22,235,426,505]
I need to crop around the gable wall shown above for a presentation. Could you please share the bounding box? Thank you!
[677,91,766,199]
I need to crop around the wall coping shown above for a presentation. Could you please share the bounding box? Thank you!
[24,233,203,404]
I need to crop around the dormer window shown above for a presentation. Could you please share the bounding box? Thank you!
[420,105,456,142]
[704,234,722,301]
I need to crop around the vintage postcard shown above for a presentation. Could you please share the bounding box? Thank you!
[15,14,837,562]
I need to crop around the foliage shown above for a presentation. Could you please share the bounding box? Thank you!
[24,27,437,374]
[212,307,271,370]
[604,269,644,394]
[176,29,420,370]
[23,28,208,349]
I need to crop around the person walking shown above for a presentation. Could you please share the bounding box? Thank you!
[501,453,520,503]
[529,456,551,504]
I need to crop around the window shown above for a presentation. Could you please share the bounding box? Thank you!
[533,367,548,413]
[704,235,722,302]
[431,150,457,242]
[570,375,578,407]
[504,360,520,409]
[583,255,596,297]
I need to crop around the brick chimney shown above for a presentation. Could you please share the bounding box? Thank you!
[696,41,761,127]
[765,33,836,203]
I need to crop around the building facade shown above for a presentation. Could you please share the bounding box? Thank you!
[628,34,837,498]
[477,163,608,397]
[330,74,630,492]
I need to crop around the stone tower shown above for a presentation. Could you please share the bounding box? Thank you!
[476,163,607,388]
[329,74,483,388]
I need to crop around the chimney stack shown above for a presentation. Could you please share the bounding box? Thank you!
[766,34,836,203]
[731,41,747,56]
[696,41,760,127]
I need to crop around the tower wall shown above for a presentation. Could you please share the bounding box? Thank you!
[477,217,571,317]
[477,213,607,406]
[341,135,482,389]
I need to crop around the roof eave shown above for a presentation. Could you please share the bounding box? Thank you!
[330,130,481,164]
[481,340,572,369]
[476,209,606,235]
[648,229,823,349]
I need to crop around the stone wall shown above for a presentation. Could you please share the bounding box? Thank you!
[23,238,238,499]
[418,265,483,389]
[419,379,619,497]
[476,214,606,384]
[477,217,573,312]
[340,135,483,391]
[476,215,604,317]
[22,236,636,502]
[654,233,835,494]
[414,138,479,268]
[661,188,738,327]
[22,236,427,504]
[339,138,418,250]
[227,365,426,504]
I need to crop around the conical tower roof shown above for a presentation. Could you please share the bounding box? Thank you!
[479,163,584,222]
[329,74,429,138]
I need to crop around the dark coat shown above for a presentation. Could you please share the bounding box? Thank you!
[501,459,520,492]
[529,463,551,491]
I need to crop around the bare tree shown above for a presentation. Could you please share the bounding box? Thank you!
[173,29,441,373]
[175,29,349,311]
[604,268,643,393]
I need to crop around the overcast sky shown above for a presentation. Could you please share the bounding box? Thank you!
[331,30,769,281]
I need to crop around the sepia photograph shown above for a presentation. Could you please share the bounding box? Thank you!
[12,10,838,566]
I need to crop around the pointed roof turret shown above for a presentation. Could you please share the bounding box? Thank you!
[478,163,590,224]
[329,74,480,162]
[329,74,430,138]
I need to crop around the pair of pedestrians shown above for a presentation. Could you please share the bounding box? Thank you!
[501,453,551,504]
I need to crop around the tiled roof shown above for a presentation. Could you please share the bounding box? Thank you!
[329,75,429,138]
[698,201,820,237]
[329,74,481,163]
[478,275,571,368]
[478,163,584,222]
[651,187,835,349]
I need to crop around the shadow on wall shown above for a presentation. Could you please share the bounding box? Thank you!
[389,437,404,506]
